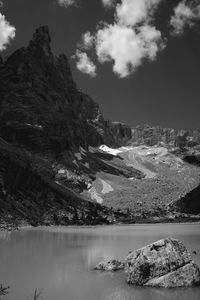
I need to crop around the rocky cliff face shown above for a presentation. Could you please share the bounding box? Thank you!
[131,125,177,146]
[131,124,200,148]
[0,26,131,154]
[0,26,133,227]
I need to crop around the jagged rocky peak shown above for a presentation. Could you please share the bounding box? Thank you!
[28,25,52,56]
[0,25,132,153]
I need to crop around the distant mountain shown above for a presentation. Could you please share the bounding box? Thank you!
[131,124,200,148]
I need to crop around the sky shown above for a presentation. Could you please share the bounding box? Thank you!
[0,0,200,130]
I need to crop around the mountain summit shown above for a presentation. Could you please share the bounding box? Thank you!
[0,26,131,154]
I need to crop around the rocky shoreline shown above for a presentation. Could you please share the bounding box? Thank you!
[1,216,200,233]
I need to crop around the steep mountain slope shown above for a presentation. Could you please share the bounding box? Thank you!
[0,26,136,227]
[0,138,121,227]
[0,26,131,153]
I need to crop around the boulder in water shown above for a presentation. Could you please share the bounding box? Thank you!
[146,262,200,288]
[125,238,200,287]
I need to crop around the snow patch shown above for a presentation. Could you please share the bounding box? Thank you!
[89,187,104,204]
[100,179,114,194]
[26,123,43,129]
[99,145,122,156]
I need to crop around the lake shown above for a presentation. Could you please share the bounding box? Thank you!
[0,224,200,300]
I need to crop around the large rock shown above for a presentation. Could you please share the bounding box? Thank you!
[146,262,200,288]
[94,259,124,271]
[125,238,200,287]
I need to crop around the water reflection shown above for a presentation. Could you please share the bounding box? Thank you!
[102,287,133,300]
[0,230,11,241]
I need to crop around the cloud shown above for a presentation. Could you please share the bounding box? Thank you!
[96,23,163,78]
[102,0,116,9]
[116,0,163,27]
[0,12,16,51]
[76,0,164,78]
[74,50,97,77]
[170,0,200,35]
[56,0,77,8]
[81,31,95,50]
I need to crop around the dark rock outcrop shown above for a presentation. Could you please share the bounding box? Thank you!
[125,238,200,287]
[94,259,124,271]
[0,26,131,154]
[172,183,200,214]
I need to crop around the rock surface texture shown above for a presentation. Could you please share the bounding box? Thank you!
[146,262,200,287]
[94,259,124,271]
[125,238,200,287]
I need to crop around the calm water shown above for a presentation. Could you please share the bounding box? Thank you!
[0,224,200,300]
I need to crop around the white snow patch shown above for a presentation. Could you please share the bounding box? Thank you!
[100,179,114,194]
[100,144,137,156]
[89,187,104,204]
[99,145,122,156]
[26,123,43,129]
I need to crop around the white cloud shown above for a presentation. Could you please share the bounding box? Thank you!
[96,23,163,78]
[75,50,97,77]
[102,0,116,9]
[170,0,200,35]
[57,0,77,8]
[116,0,163,27]
[81,31,94,50]
[0,12,16,51]
[75,0,165,78]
